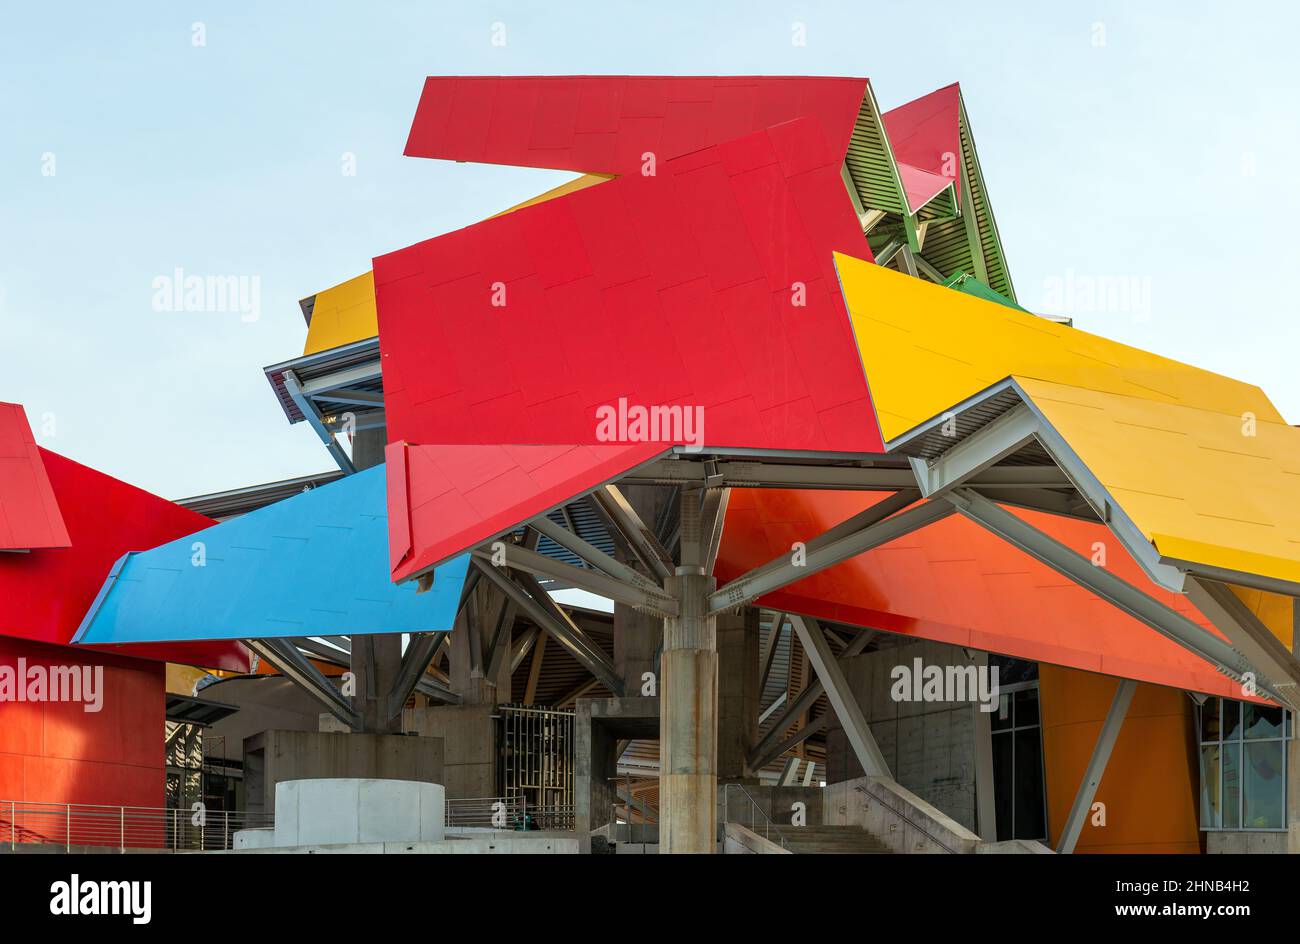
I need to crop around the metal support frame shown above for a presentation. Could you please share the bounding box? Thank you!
[748,627,875,771]
[945,487,1286,703]
[244,637,358,728]
[708,493,950,614]
[699,487,729,574]
[591,484,675,581]
[759,612,785,695]
[1184,577,1300,707]
[386,631,455,719]
[907,403,1039,498]
[473,560,624,696]
[473,544,677,617]
[1057,679,1136,854]
[788,616,890,778]
[622,457,1068,491]
[281,369,355,475]
[509,626,540,673]
[527,515,663,592]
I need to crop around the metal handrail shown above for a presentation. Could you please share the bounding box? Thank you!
[0,799,272,852]
[853,784,959,854]
[721,782,788,850]
[445,796,574,831]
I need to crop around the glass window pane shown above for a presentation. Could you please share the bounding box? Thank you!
[1243,741,1285,829]
[1200,698,1221,742]
[992,732,1013,841]
[1013,728,1046,840]
[1223,701,1241,741]
[1200,744,1221,828]
[992,693,1013,731]
[1244,704,1284,740]
[1222,743,1241,830]
[1014,688,1039,727]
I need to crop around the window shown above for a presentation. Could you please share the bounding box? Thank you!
[1198,697,1289,831]
[991,678,1048,842]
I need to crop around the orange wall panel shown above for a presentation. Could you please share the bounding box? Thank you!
[1040,664,1201,853]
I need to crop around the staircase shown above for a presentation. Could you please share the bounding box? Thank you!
[780,825,893,854]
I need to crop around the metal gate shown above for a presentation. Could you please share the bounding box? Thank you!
[496,704,574,829]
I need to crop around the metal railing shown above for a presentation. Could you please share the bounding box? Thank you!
[852,784,960,854]
[0,800,273,852]
[721,782,788,850]
[445,796,574,831]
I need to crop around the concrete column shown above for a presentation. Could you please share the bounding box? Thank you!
[349,425,403,733]
[448,605,497,706]
[717,606,759,782]
[350,633,403,734]
[659,572,718,854]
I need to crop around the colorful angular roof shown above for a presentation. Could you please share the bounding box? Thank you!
[0,448,248,671]
[836,250,1300,597]
[74,465,469,646]
[717,488,1250,700]
[376,109,881,581]
[0,402,70,550]
[404,76,870,176]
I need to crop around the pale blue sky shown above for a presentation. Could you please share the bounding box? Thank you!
[2,1,1297,499]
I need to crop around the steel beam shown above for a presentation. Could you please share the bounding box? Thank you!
[528,515,662,592]
[386,631,452,718]
[788,616,890,778]
[1184,577,1300,708]
[509,626,540,673]
[747,627,875,770]
[945,487,1285,703]
[473,560,624,695]
[592,484,675,581]
[907,403,1039,498]
[292,636,351,665]
[699,487,730,575]
[1057,679,1136,854]
[299,360,382,395]
[473,544,677,617]
[245,637,357,728]
[281,370,355,475]
[708,495,951,614]
[759,612,785,694]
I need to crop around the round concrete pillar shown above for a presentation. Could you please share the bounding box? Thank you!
[659,572,718,854]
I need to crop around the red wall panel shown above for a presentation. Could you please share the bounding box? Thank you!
[0,635,165,844]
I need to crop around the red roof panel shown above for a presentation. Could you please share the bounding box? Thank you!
[0,402,70,550]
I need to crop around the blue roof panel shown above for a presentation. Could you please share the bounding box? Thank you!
[73,465,468,645]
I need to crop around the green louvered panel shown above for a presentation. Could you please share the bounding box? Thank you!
[845,94,905,215]
[917,216,973,281]
[958,109,1015,301]
[916,186,957,222]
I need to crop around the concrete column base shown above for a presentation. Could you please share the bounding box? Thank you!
[660,572,718,854]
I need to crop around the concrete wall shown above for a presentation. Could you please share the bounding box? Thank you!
[824,639,980,832]
[574,697,658,847]
[400,704,496,799]
[823,775,982,854]
[243,730,443,816]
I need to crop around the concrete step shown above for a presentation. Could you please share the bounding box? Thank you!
[778,825,892,854]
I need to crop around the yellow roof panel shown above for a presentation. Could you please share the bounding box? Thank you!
[834,250,1300,591]
[834,251,1282,443]
[303,271,377,356]
[1019,376,1300,596]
